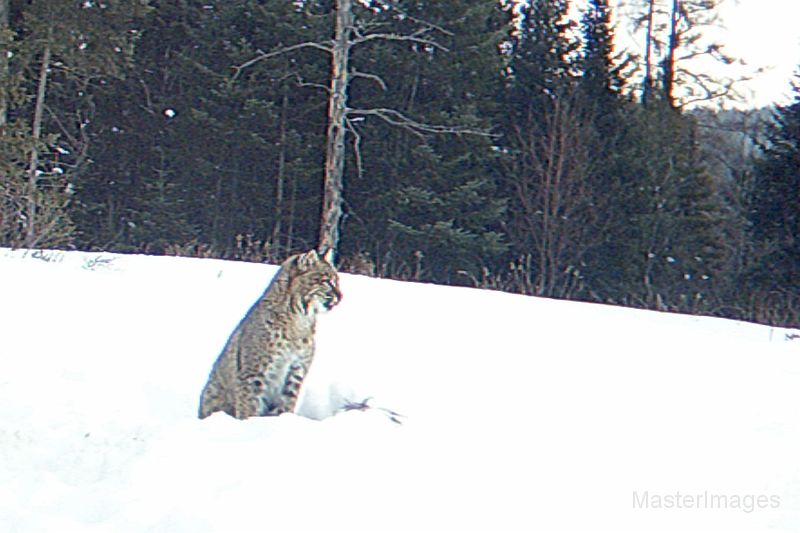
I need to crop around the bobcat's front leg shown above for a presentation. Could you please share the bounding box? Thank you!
[270,361,308,415]
[235,374,274,419]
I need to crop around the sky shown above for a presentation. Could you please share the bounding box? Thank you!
[719,0,800,107]
[598,0,800,108]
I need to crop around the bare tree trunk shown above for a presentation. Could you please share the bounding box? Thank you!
[318,0,351,256]
[0,0,9,126]
[663,0,680,107]
[234,0,472,256]
[311,7,471,256]
[227,164,239,254]
[26,34,52,246]
[286,162,296,253]
[212,174,223,246]
[272,91,289,251]
[642,0,655,106]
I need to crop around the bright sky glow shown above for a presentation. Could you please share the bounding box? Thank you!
[720,0,800,107]
[584,0,800,108]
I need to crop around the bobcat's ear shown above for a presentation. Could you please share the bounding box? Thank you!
[296,249,320,270]
[321,248,335,266]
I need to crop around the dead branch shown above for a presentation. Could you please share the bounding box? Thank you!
[677,69,741,108]
[351,69,387,91]
[231,41,333,81]
[344,115,364,177]
[291,73,331,93]
[342,397,406,424]
[370,0,454,38]
[348,107,495,137]
[351,31,449,52]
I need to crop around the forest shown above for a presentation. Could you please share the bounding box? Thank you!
[0,0,797,327]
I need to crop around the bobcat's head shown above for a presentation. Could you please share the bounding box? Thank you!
[285,249,342,316]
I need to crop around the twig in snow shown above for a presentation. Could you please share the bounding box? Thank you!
[342,397,406,424]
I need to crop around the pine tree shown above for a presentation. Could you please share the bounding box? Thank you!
[0,0,147,248]
[579,0,626,104]
[76,0,328,254]
[335,0,512,282]
[573,0,637,300]
[607,103,728,311]
[505,0,576,123]
[749,71,800,291]
[500,0,605,298]
[73,0,208,250]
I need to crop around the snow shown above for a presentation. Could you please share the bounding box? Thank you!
[1,247,798,532]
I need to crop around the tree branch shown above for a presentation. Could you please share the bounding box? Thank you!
[370,0,454,38]
[351,31,449,52]
[351,69,387,91]
[344,116,364,177]
[292,73,330,93]
[677,68,743,107]
[348,107,496,137]
[232,41,333,81]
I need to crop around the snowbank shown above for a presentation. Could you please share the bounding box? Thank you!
[0,248,798,532]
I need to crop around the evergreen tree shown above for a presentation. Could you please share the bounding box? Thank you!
[579,0,626,104]
[572,0,635,301]
[750,71,800,291]
[337,0,512,282]
[553,0,730,311]
[607,102,728,311]
[76,0,327,254]
[0,0,148,248]
[500,0,601,298]
[505,0,576,122]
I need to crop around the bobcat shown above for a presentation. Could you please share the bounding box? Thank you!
[198,249,342,419]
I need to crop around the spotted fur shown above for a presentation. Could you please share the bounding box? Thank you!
[198,249,341,419]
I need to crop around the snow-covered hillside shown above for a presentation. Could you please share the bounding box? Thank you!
[1,248,798,532]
